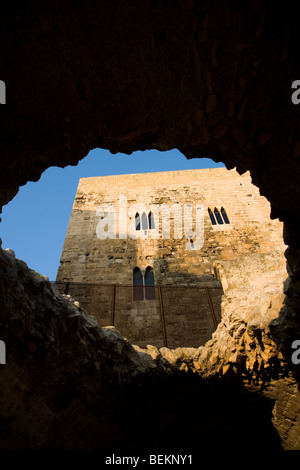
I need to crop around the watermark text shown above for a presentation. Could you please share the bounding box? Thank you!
[104,454,192,466]
[291,339,300,365]
[0,80,5,104]
[0,340,6,364]
[96,196,204,250]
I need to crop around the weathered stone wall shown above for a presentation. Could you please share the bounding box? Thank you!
[54,282,223,348]
[57,168,285,285]
[56,167,285,348]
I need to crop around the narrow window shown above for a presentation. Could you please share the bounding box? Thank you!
[135,212,140,230]
[141,212,148,230]
[133,267,144,300]
[214,208,223,224]
[221,207,230,224]
[208,208,217,225]
[145,266,155,300]
[148,211,155,229]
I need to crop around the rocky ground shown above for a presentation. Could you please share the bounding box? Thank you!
[0,244,299,450]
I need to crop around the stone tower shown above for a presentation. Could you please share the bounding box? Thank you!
[56,167,286,348]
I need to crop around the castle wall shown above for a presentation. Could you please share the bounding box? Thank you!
[56,168,286,347]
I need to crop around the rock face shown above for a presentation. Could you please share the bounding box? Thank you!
[0,0,300,451]
[0,246,289,450]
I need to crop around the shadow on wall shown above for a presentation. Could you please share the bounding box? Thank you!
[54,271,223,350]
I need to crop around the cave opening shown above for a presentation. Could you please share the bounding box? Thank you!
[0,152,292,451]
[1,0,300,451]
[0,147,287,352]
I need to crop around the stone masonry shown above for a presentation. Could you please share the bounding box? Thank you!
[56,167,286,349]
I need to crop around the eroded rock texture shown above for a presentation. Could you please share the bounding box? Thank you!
[0,247,286,450]
[0,0,300,450]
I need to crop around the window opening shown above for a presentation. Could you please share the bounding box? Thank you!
[145,266,156,300]
[133,267,143,300]
[214,208,224,224]
[148,211,155,230]
[221,207,230,224]
[208,208,217,225]
[141,212,148,230]
[135,213,140,230]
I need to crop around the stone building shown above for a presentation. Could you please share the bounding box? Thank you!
[56,167,286,349]
[3,3,300,450]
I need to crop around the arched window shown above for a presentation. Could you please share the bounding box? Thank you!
[214,208,223,224]
[208,208,217,225]
[145,266,155,300]
[135,213,140,230]
[221,207,230,224]
[141,212,148,230]
[133,267,143,300]
[148,211,155,229]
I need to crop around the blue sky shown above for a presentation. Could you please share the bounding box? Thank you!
[0,148,224,281]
